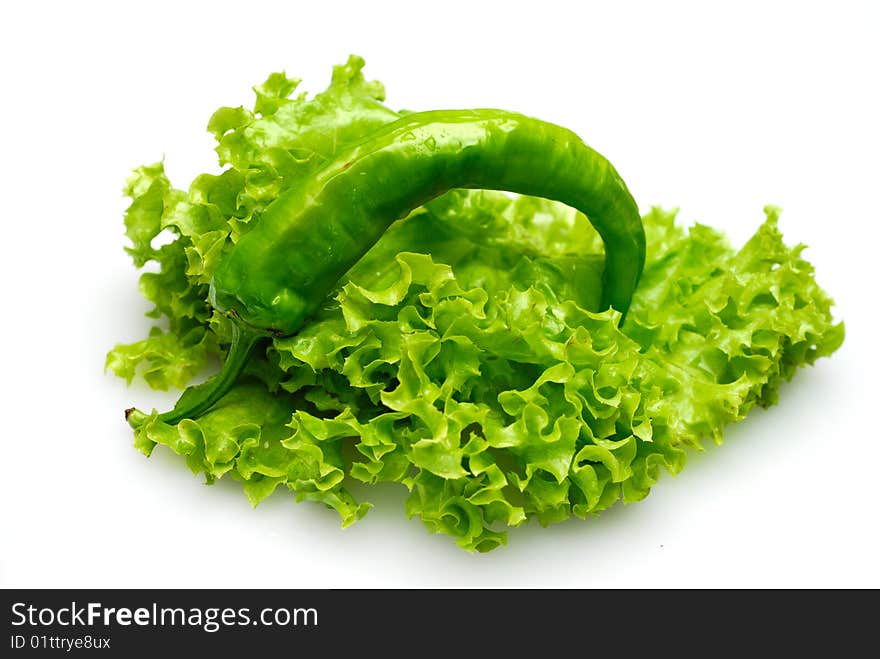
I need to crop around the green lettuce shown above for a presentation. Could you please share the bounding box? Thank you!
[107,56,843,551]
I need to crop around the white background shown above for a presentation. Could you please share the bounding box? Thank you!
[2,0,878,588]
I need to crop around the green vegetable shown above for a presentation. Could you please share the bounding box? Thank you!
[108,56,843,551]
[127,108,645,427]
[213,108,644,332]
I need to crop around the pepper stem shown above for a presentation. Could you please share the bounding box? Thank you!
[126,321,267,429]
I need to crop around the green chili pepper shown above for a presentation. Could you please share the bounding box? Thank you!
[126,109,645,428]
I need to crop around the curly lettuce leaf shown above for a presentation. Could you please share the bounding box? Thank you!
[108,55,403,389]
[109,57,843,551]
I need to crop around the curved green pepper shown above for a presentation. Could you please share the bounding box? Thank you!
[126,109,645,428]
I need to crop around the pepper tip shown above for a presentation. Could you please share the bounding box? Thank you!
[125,407,148,429]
